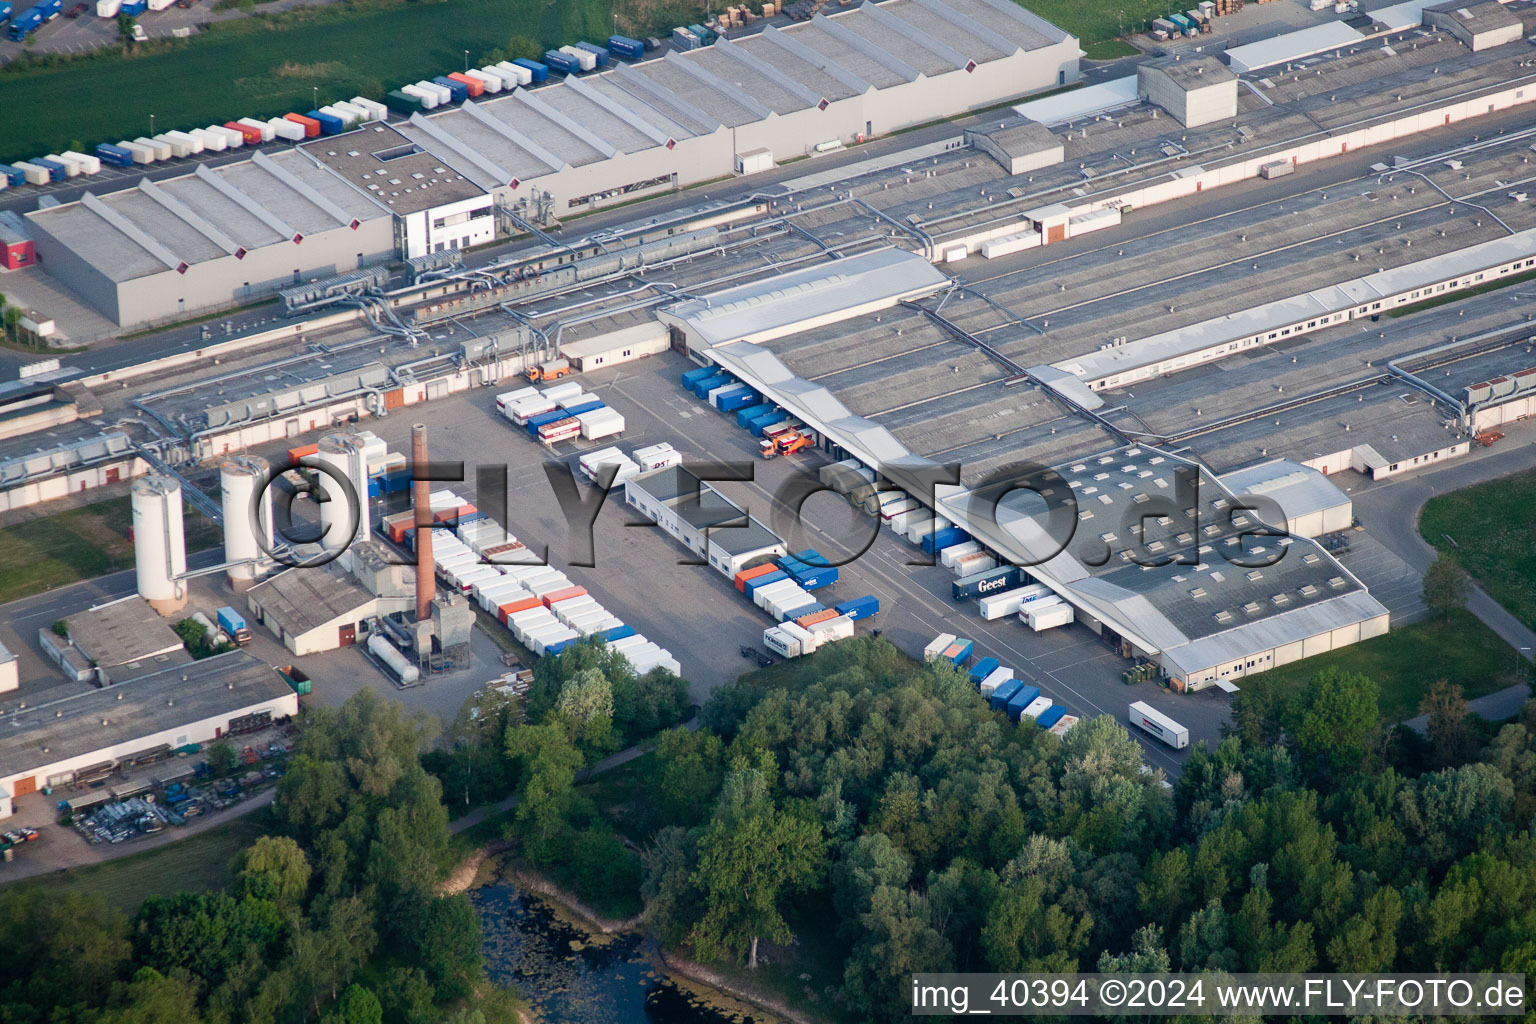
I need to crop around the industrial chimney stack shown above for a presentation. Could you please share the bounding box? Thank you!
[411,423,435,622]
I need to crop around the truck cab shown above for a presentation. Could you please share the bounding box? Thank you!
[759,430,811,458]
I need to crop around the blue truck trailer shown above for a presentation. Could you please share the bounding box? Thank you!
[988,677,1023,711]
[308,109,346,135]
[716,388,759,413]
[574,41,611,66]
[690,372,733,398]
[433,76,469,102]
[0,3,13,25]
[681,364,718,388]
[1034,706,1066,729]
[608,34,646,60]
[968,656,1000,686]
[736,402,777,429]
[543,49,583,75]
[952,565,1023,602]
[94,144,135,168]
[834,595,879,620]
[922,525,969,555]
[512,57,549,82]
[1005,684,1042,721]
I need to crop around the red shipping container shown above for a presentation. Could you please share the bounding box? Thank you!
[540,585,588,608]
[447,71,485,97]
[796,609,839,629]
[285,113,321,138]
[288,442,319,464]
[224,121,263,145]
[735,563,779,591]
[498,595,542,622]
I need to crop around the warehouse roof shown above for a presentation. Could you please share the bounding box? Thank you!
[247,565,375,637]
[0,651,292,781]
[661,248,949,349]
[1140,54,1238,89]
[24,149,389,283]
[302,124,485,215]
[1425,0,1521,36]
[966,118,1063,159]
[708,517,785,557]
[1218,459,1351,524]
[1225,22,1366,72]
[62,596,187,669]
[1012,75,1138,124]
[403,0,1071,185]
[1054,227,1536,385]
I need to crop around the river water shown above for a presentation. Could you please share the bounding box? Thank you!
[471,873,779,1024]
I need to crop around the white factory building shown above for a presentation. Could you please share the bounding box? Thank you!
[624,465,788,577]
[387,0,1080,222]
[659,249,1391,692]
[0,651,298,819]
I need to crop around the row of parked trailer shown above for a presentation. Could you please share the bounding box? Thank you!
[365,439,683,674]
[496,381,626,446]
[0,98,388,191]
[921,633,1081,736]
[679,364,814,458]
[383,35,653,115]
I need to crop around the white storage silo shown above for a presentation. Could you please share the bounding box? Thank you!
[220,454,272,591]
[312,433,369,568]
[132,474,188,615]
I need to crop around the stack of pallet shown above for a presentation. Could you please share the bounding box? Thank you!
[1209,0,1243,13]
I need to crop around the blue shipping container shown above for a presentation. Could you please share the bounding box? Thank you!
[743,569,788,597]
[781,602,822,622]
[690,373,733,398]
[32,158,67,182]
[790,565,838,591]
[922,525,969,555]
[216,606,247,635]
[608,34,645,60]
[546,638,576,657]
[681,364,717,387]
[0,3,11,22]
[95,144,134,168]
[834,595,879,620]
[6,8,37,37]
[736,402,776,429]
[968,656,1000,685]
[512,57,549,82]
[560,399,604,417]
[433,76,469,101]
[988,678,1024,711]
[796,548,832,567]
[717,390,759,414]
[710,383,752,408]
[308,110,346,135]
[602,624,637,643]
[117,0,144,13]
[574,41,610,66]
[945,638,973,666]
[543,49,582,75]
[1005,685,1042,721]
[524,409,571,435]
[1035,706,1066,729]
[952,566,1022,602]
[0,164,26,185]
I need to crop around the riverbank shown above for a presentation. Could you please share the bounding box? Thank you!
[463,845,809,1024]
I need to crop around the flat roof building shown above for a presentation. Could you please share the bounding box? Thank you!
[246,564,380,656]
[1423,0,1523,50]
[1136,55,1238,128]
[0,650,298,817]
[964,118,1065,174]
[39,596,192,686]
[625,465,788,577]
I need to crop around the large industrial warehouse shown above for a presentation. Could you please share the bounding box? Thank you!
[0,651,298,819]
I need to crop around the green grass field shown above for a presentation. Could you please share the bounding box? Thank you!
[0,0,1146,164]
[0,495,221,605]
[1421,468,1536,631]
[11,812,268,913]
[1243,609,1522,722]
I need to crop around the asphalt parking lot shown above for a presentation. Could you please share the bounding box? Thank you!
[282,351,1223,775]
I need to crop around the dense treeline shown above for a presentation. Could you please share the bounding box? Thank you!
[0,691,519,1024]
[521,637,1536,1021]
